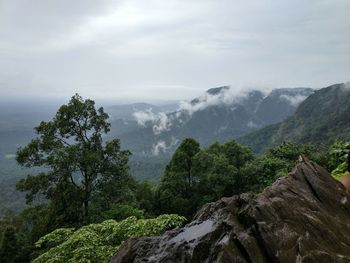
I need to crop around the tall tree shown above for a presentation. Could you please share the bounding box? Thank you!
[16,94,131,224]
[156,139,255,218]
[162,138,200,197]
[156,138,200,217]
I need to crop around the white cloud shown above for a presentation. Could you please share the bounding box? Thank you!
[134,86,269,134]
[133,109,157,126]
[152,137,179,155]
[133,109,172,135]
[247,121,259,128]
[178,86,256,115]
[152,112,172,135]
[152,140,166,155]
[280,94,309,107]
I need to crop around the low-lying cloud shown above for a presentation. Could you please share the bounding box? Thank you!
[177,87,246,115]
[152,137,179,155]
[134,87,264,135]
[133,109,172,135]
[134,87,245,135]
[280,94,309,107]
[152,140,166,155]
[134,86,311,136]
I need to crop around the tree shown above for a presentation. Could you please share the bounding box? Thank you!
[266,141,315,164]
[156,139,254,218]
[16,94,131,225]
[327,140,350,178]
[156,138,200,217]
[0,225,18,263]
[193,140,254,201]
[161,138,200,198]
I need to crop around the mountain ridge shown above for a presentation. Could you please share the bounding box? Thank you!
[238,83,350,153]
[115,86,313,156]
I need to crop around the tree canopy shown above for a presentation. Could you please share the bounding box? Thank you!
[16,94,132,226]
[155,139,254,218]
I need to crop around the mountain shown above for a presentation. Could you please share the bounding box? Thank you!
[105,102,179,138]
[106,102,178,121]
[111,86,313,180]
[116,86,314,156]
[0,101,61,214]
[0,85,314,206]
[238,83,350,153]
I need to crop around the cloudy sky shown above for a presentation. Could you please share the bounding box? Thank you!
[0,0,349,102]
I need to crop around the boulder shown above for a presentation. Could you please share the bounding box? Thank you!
[110,157,350,263]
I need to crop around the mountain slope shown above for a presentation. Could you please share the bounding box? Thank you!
[238,83,350,153]
[116,86,313,156]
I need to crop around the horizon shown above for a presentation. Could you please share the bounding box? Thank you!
[0,81,347,108]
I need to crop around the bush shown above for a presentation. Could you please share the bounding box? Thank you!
[33,214,186,263]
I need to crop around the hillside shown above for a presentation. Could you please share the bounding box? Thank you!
[113,86,313,180]
[116,86,313,156]
[238,83,350,153]
[0,86,314,213]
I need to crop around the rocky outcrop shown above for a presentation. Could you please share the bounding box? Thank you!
[110,157,350,263]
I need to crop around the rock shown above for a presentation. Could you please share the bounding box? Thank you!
[110,158,350,263]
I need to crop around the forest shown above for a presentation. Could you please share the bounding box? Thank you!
[0,94,349,263]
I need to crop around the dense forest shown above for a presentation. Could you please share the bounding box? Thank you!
[0,93,349,262]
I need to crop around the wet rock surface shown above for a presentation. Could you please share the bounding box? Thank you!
[110,158,350,263]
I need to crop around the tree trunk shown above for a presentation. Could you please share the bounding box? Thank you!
[83,199,89,224]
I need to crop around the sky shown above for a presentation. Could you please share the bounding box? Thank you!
[0,0,349,102]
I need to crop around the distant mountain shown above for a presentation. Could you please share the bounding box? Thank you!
[115,86,314,157]
[238,83,350,153]
[106,102,178,121]
[0,86,315,186]
[106,103,178,137]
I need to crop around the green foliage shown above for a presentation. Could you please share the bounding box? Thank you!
[241,142,321,191]
[99,204,144,221]
[133,181,155,216]
[33,214,186,263]
[156,139,254,218]
[3,89,349,262]
[328,140,350,178]
[331,162,348,179]
[0,225,18,263]
[239,83,350,153]
[16,94,132,225]
[155,138,200,217]
[35,228,75,249]
[266,141,315,162]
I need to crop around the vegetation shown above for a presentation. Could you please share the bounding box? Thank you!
[0,225,18,263]
[16,94,133,225]
[239,83,350,153]
[0,95,140,261]
[327,140,350,179]
[153,139,325,219]
[0,92,349,262]
[33,214,186,263]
